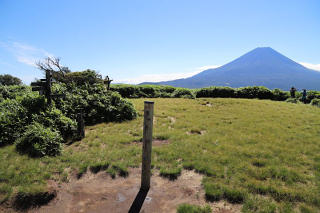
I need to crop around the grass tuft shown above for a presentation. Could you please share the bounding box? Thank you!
[177,203,211,213]
[160,167,182,180]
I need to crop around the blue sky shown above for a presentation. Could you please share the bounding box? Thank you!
[0,0,319,84]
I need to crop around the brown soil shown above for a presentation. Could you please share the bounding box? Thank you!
[26,168,241,213]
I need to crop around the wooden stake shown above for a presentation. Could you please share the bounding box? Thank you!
[141,101,154,190]
[129,101,154,213]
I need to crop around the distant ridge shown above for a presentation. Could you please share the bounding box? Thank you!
[140,47,320,90]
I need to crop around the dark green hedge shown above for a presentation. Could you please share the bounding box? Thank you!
[110,84,178,98]
[111,84,292,101]
[52,83,137,125]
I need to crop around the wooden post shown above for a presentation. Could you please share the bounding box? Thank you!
[45,71,52,105]
[141,101,154,191]
[129,101,154,213]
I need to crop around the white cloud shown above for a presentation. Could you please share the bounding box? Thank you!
[299,62,320,71]
[0,41,54,67]
[114,65,221,84]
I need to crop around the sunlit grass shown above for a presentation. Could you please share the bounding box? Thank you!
[1,98,320,211]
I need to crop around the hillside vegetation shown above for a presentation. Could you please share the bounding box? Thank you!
[1,98,320,212]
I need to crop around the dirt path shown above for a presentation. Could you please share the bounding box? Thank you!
[29,168,241,213]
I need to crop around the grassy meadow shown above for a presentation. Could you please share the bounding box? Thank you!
[1,98,320,212]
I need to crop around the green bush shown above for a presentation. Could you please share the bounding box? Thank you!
[172,88,195,99]
[0,74,22,86]
[20,94,47,115]
[236,86,274,99]
[310,98,320,107]
[272,89,289,101]
[52,83,137,125]
[177,204,211,213]
[0,99,27,146]
[110,84,177,98]
[32,108,77,140]
[0,85,31,100]
[63,69,103,86]
[15,122,63,157]
[195,86,236,98]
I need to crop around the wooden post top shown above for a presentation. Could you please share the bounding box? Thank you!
[144,101,154,104]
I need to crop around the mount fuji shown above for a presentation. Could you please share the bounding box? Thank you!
[141,47,320,90]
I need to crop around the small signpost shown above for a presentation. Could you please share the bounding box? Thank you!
[31,70,52,105]
[129,101,154,213]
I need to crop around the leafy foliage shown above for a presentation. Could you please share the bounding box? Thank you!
[112,84,297,102]
[52,83,137,125]
[172,88,195,99]
[0,85,30,100]
[63,69,103,86]
[236,86,274,99]
[0,74,22,86]
[0,99,27,146]
[15,122,63,157]
[195,86,236,98]
[111,84,176,98]
[32,108,76,140]
[0,80,136,153]
[271,88,289,101]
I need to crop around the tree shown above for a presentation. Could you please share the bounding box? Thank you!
[0,74,22,86]
[36,57,103,85]
[36,57,71,83]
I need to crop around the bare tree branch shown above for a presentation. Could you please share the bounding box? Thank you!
[36,56,70,82]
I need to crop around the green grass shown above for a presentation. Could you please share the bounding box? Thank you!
[1,98,320,211]
[177,203,211,213]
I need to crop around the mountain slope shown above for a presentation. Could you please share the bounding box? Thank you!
[141,47,320,90]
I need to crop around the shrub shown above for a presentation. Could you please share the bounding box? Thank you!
[110,84,177,98]
[305,91,320,104]
[236,86,274,99]
[64,69,103,86]
[0,74,22,86]
[20,94,47,115]
[15,122,63,157]
[0,99,27,146]
[310,98,320,107]
[195,86,236,98]
[172,88,195,99]
[52,83,137,125]
[0,85,31,100]
[177,204,211,213]
[32,108,77,140]
[272,89,289,101]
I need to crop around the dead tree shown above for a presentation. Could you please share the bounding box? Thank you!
[36,57,70,83]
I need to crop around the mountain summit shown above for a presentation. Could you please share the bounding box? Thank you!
[141,47,320,90]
